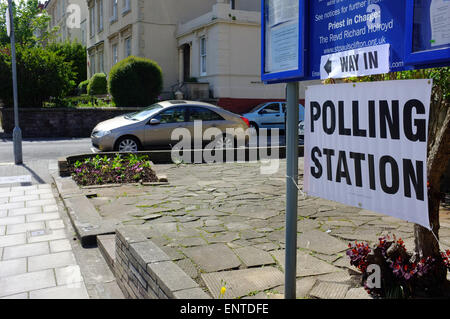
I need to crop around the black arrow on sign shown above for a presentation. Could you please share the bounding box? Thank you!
[324,58,332,75]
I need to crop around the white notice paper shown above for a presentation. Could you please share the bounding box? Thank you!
[304,80,432,229]
[430,0,450,47]
[265,0,299,74]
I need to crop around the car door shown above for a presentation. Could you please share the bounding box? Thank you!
[281,103,306,131]
[187,106,227,147]
[258,103,282,130]
[145,106,188,148]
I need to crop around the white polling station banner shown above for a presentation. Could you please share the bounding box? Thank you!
[304,80,432,229]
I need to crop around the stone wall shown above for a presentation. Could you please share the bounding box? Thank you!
[115,226,211,299]
[0,107,142,138]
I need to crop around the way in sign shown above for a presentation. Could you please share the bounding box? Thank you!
[339,50,378,72]
[320,43,390,79]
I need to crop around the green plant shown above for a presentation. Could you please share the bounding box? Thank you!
[0,44,74,108]
[0,0,59,46]
[47,41,87,91]
[78,80,90,95]
[347,235,450,298]
[70,154,158,186]
[88,73,107,96]
[108,56,163,107]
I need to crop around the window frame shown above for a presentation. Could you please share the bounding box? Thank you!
[111,0,118,23]
[125,37,132,57]
[89,5,95,37]
[200,36,207,76]
[97,0,104,33]
[112,43,118,65]
[154,106,187,124]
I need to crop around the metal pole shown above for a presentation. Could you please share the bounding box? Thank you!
[285,81,299,299]
[8,0,23,165]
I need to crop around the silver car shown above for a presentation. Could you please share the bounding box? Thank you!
[91,100,250,152]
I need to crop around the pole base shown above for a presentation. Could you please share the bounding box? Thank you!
[13,126,23,165]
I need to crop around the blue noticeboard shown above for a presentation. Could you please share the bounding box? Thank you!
[261,0,306,83]
[262,0,450,84]
[307,0,408,79]
[404,0,450,66]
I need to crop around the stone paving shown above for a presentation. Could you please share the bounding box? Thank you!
[0,184,89,299]
[80,158,450,299]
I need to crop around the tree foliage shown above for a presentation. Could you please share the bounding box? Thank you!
[47,41,87,87]
[0,44,74,107]
[0,0,58,46]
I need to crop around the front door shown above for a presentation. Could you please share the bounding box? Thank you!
[183,44,191,82]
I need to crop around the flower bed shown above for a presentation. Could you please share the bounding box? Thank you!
[70,154,159,186]
[347,235,450,298]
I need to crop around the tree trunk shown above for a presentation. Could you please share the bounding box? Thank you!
[414,86,450,282]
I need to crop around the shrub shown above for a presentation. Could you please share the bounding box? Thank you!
[0,44,74,108]
[78,79,90,95]
[108,56,163,107]
[87,73,107,96]
[47,41,87,87]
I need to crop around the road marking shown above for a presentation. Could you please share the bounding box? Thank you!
[0,175,32,185]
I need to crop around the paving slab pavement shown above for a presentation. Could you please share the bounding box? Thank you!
[0,184,89,299]
[55,158,450,299]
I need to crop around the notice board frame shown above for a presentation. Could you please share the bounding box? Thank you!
[261,0,306,84]
[404,0,450,67]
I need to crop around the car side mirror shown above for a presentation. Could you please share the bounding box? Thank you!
[149,118,160,125]
[259,109,267,115]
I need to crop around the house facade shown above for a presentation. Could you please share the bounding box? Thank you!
[44,0,88,46]
[56,0,316,113]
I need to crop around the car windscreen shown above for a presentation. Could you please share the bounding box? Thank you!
[125,104,164,121]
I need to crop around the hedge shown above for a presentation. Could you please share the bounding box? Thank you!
[108,56,163,107]
[0,45,74,108]
[87,73,107,96]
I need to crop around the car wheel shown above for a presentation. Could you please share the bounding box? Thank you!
[116,137,140,153]
[214,134,235,149]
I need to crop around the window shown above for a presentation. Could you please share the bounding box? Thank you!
[154,107,186,124]
[231,0,236,10]
[123,0,131,14]
[112,44,118,65]
[189,107,224,122]
[89,6,95,37]
[260,103,281,114]
[125,37,131,57]
[90,53,96,76]
[111,0,118,21]
[98,0,103,32]
[98,51,104,73]
[200,37,207,75]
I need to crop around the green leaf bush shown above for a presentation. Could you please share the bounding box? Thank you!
[0,44,74,108]
[78,79,90,95]
[108,56,163,107]
[87,73,108,96]
[47,41,87,90]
